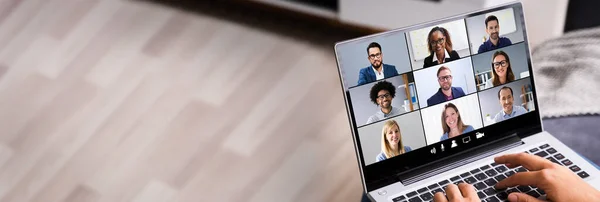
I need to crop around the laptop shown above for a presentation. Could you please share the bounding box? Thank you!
[333,2,600,202]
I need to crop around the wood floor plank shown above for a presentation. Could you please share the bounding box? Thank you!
[0,0,363,201]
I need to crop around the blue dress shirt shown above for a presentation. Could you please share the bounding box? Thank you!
[477,37,513,54]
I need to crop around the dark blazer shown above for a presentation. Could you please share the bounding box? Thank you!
[357,64,399,85]
[427,87,466,106]
[423,50,460,68]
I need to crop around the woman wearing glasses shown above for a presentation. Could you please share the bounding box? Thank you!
[376,120,412,162]
[440,103,474,141]
[423,27,461,68]
[484,50,516,89]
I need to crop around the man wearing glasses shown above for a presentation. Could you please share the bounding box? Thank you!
[427,66,466,106]
[366,80,404,124]
[477,15,513,54]
[357,42,399,85]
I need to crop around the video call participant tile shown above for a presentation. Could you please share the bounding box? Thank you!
[349,73,419,127]
[335,31,412,89]
[478,78,535,126]
[407,19,471,70]
[420,94,483,145]
[465,7,525,54]
[471,43,530,91]
[413,57,477,108]
[357,111,427,166]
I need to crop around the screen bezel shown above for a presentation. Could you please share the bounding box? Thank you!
[333,2,543,192]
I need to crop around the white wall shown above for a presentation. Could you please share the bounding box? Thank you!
[420,94,484,145]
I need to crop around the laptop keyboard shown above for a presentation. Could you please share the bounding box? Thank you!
[393,143,590,202]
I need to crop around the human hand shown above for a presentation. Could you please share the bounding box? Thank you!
[433,183,480,202]
[495,153,600,202]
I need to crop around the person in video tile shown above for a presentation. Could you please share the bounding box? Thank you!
[493,86,527,122]
[427,66,466,106]
[484,50,516,88]
[357,42,399,85]
[477,15,513,54]
[423,27,460,68]
[366,81,404,124]
[376,120,412,162]
[440,103,474,141]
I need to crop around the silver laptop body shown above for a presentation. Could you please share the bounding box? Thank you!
[333,2,600,201]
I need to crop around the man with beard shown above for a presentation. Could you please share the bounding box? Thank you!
[493,86,527,123]
[427,66,466,106]
[477,15,513,54]
[357,42,399,85]
[366,81,404,124]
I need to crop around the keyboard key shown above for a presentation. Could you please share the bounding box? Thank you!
[540,144,550,149]
[453,180,464,185]
[494,165,508,173]
[546,157,561,165]
[547,148,557,154]
[554,153,565,160]
[431,188,444,195]
[506,188,519,194]
[534,151,549,157]
[450,176,461,182]
[484,178,497,186]
[480,165,491,171]
[417,187,428,194]
[438,180,450,187]
[569,165,581,172]
[562,159,573,166]
[427,183,439,190]
[517,186,531,192]
[460,172,471,178]
[406,191,418,198]
[477,191,486,199]
[497,191,509,200]
[516,167,527,172]
[464,177,477,184]
[474,182,487,190]
[475,173,487,181]
[526,190,541,198]
[420,193,433,201]
[483,188,497,196]
[485,196,500,202]
[470,168,482,175]
[393,195,406,202]
[490,162,499,167]
[506,170,516,177]
[408,197,422,202]
[578,171,590,179]
[529,148,539,153]
[494,174,507,181]
[485,169,498,177]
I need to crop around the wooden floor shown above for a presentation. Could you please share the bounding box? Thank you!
[0,0,366,201]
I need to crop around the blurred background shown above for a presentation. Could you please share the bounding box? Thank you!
[0,0,598,202]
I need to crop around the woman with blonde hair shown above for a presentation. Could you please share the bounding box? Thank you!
[484,50,516,89]
[440,103,474,141]
[376,120,412,162]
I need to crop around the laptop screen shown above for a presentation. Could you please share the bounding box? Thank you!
[334,3,542,190]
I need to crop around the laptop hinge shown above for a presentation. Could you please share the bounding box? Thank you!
[399,134,522,185]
